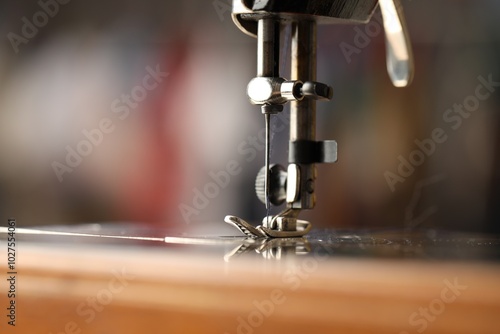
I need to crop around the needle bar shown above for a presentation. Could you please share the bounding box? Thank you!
[265,113,271,222]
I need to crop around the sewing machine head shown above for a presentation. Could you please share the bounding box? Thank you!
[225,0,414,238]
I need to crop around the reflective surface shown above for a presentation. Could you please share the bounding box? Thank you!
[2,223,500,334]
[3,223,499,262]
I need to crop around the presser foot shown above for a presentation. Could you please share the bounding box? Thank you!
[224,214,312,239]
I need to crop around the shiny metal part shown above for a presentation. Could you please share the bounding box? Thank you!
[247,77,306,105]
[290,20,317,211]
[229,0,414,238]
[233,0,414,87]
[257,18,279,78]
[301,81,334,100]
[286,164,300,204]
[256,17,281,222]
[259,208,311,237]
[247,77,284,105]
[263,215,297,231]
[223,237,311,261]
[280,80,304,101]
[224,215,267,239]
[260,104,283,114]
[260,221,311,238]
[247,77,331,105]
[264,112,271,219]
[225,215,311,239]
[379,0,414,87]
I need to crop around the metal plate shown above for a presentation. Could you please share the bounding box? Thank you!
[2,223,499,261]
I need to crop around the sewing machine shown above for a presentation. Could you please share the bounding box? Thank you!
[1,2,500,334]
[225,0,413,238]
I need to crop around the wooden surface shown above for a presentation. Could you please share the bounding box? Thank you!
[1,240,500,334]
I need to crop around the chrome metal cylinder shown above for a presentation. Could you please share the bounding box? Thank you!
[257,18,280,77]
[289,20,317,210]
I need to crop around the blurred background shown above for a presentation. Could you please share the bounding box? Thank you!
[0,0,498,233]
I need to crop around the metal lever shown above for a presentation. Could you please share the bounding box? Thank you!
[379,0,414,87]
